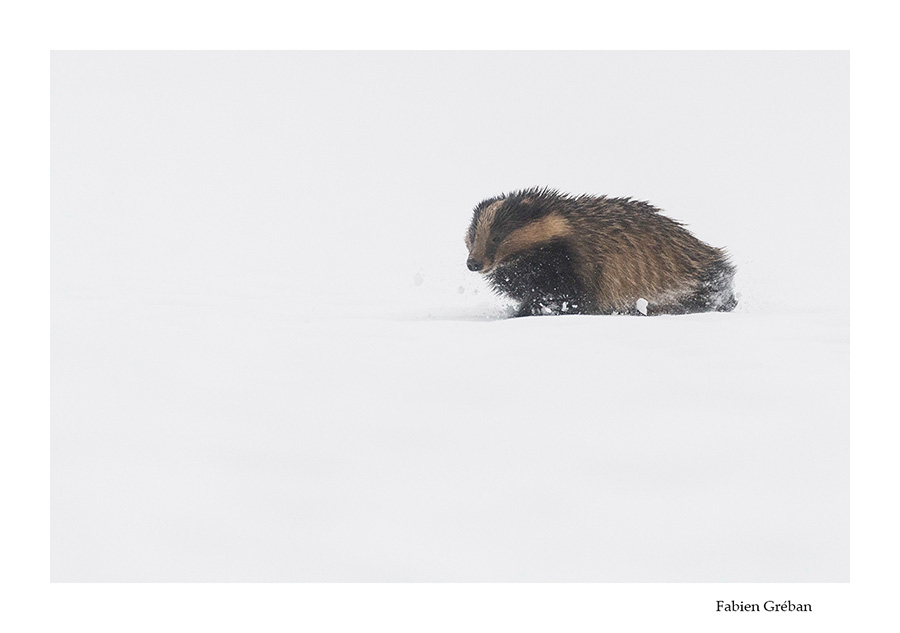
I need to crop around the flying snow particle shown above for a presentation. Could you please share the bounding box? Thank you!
[413,272,424,287]
[540,302,559,315]
[636,298,648,315]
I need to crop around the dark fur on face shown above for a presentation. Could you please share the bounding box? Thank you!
[465,187,737,317]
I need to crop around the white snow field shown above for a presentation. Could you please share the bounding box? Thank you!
[51,52,848,581]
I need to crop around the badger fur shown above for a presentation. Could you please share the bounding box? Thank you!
[464,188,737,317]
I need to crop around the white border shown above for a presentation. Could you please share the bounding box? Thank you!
[4,1,896,630]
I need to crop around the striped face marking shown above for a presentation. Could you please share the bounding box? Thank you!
[467,198,572,274]
[470,199,503,256]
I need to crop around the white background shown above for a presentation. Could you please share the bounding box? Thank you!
[3,0,896,631]
[51,51,848,582]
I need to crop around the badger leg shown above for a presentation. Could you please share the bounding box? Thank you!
[492,242,590,317]
[513,295,544,317]
[689,261,738,313]
[647,258,737,315]
[513,302,537,318]
[652,294,731,315]
[513,294,589,317]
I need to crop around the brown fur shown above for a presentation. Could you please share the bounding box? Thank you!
[489,213,572,273]
[465,188,736,316]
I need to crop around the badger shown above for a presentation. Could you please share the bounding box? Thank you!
[464,188,737,317]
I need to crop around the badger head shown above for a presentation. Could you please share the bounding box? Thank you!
[464,192,571,274]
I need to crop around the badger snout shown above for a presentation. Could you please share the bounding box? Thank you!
[466,258,483,272]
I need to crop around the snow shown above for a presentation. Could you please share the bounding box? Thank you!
[51,294,848,582]
[51,51,848,581]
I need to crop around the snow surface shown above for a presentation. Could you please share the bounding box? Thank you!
[51,52,848,581]
[52,296,847,582]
